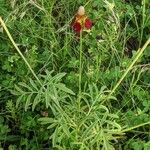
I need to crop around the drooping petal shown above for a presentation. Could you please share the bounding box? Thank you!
[71,21,82,33]
[84,18,92,29]
[71,6,93,34]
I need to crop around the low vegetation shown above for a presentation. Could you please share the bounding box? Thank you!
[0,0,150,149]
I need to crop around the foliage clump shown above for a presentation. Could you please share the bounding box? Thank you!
[0,0,150,149]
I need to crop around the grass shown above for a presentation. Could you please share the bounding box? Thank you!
[0,0,150,149]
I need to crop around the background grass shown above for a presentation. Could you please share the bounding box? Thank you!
[0,0,150,149]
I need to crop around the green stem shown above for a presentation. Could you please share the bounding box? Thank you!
[139,0,146,47]
[102,37,150,104]
[0,17,42,86]
[120,121,150,133]
[78,31,83,111]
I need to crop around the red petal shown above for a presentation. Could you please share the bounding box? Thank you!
[71,22,81,33]
[84,18,92,29]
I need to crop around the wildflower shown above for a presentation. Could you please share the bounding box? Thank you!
[71,6,92,34]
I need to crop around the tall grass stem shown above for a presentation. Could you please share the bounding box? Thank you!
[102,37,150,103]
[0,17,42,86]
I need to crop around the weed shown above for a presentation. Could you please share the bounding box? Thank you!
[0,0,150,149]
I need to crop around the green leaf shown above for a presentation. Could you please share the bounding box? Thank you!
[56,83,75,95]
[45,84,51,108]
[32,93,41,111]
[52,126,59,147]
[15,85,24,94]
[53,73,66,82]
[38,117,55,124]
[18,82,33,91]
[61,122,70,137]
[29,78,38,91]
[25,93,32,111]
[10,89,20,96]
[16,95,24,108]
[47,122,58,129]
[82,121,98,139]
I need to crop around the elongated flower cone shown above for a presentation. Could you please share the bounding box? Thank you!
[71,6,92,34]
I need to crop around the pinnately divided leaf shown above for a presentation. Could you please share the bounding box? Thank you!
[56,83,75,95]
[12,72,75,111]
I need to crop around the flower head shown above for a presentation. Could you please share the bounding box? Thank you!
[71,6,92,34]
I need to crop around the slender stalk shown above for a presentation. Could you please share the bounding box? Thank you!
[0,17,42,86]
[102,37,150,104]
[76,31,83,142]
[139,0,146,47]
[78,31,83,110]
[120,121,150,133]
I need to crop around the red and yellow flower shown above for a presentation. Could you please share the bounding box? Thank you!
[71,6,92,34]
